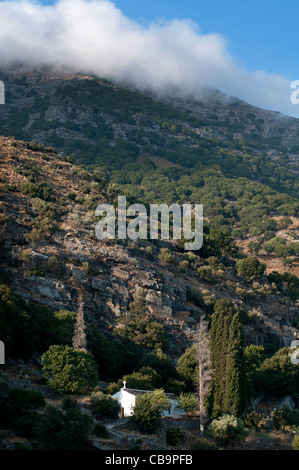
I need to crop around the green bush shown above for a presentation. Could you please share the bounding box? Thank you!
[132,389,171,433]
[166,426,184,446]
[34,399,92,449]
[106,382,120,395]
[158,248,175,264]
[236,256,266,280]
[119,367,163,391]
[176,344,198,390]
[139,349,176,385]
[46,256,59,272]
[87,325,144,380]
[208,415,248,443]
[8,389,46,413]
[93,422,108,438]
[21,181,53,201]
[42,345,99,394]
[243,410,261,429]
[12,413,42,437]
[113,288,169,350]
[252,348,299,398]
[68,192,77,201]
[0,389,45,427]
[176,393,197,413]
[271,405,299,429]
[188,438,218,450]
[268,271,299,300]
[90,391,120,419]
[292,435,299,450]
[129,437,142,450]
[0,284,39,358]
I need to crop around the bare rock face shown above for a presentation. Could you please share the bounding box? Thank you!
[6,228,297,356]
[275,395,296,410]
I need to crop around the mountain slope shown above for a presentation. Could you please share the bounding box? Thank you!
[0,68,298,247]
[0,136,298,359]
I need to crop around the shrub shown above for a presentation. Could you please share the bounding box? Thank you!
[188,438,218,450]
[158,248,175,264]
[24,228,44,245]
[21,181,53,201]
[0,389,45,427]
[106,382,120,395]
[129,437,142,450]
[139,349,176,384]
[176,344,198,390]
[166,427,184,446]
[197,267,212,282]
[21,181,41,198]
[179,260,189,270]
[41,345,99,394]
[8,389,46,413]
[90,391,120,419]
[236,256,266,280]
[46,256,59,272]
[267,271,299,300]
[81,184,91,194]
[68,192,77,201]
[208,415,248,443]
[93,422,108,438]
[34,399,92,449]
[132,389,171,433]
[292,435,299,450]
[19,249,33,265]
[113,288,169,350]
[27,267,45,277]
[12,414,41,437]
[176,393,197,413]
[118,368,162,391]
[271,405,299,429]
[0,214,9,229]
[81,261,92,274]
[243,410,261,429]
[252,348,299,398]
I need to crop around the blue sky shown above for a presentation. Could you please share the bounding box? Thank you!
[115,0,299,78]
[0,0,298,116]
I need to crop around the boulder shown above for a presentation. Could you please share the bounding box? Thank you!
[275,395,296,410]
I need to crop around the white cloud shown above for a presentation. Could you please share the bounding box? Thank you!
[0,0,297,117]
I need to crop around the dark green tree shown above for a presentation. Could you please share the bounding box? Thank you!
[131,389,171,433]
[34,399,92,449]
[210,300,246,418]
[236,256,266,280]
[41,344,98,394]
[139,349,176,385]
[176,344,198,390]
[90,391,120,419]
[113,287,169,350]
[224,313,247,416]
[252,348,299,398]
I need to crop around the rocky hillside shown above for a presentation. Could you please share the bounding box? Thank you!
[0,136,298,357]
[0,67,298,183]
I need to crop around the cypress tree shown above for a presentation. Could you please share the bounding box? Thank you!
[210,300,246,418]
[210,312,228,416]
[225,313,247,417]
